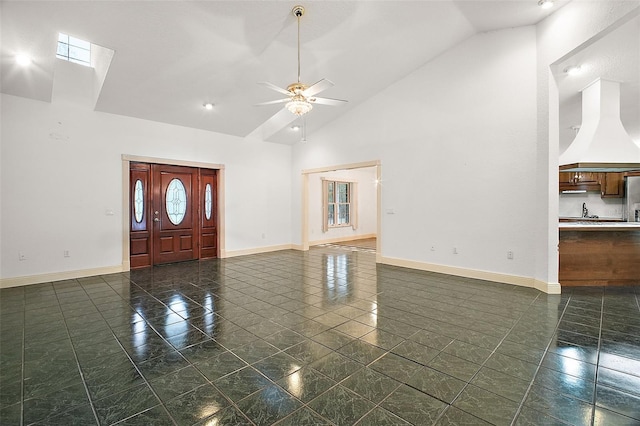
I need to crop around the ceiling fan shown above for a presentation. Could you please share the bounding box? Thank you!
[256,5,347,116]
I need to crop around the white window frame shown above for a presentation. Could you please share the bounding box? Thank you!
[322,179,358,232]
[56,33,92,67]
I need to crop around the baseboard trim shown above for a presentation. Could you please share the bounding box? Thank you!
[1,253,562,295]
[0,265,127,289]
[224,244,296,258]
[534,279,562,294]
[309,233,376,247]
[378,256,552,292]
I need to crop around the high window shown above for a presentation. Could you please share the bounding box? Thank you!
[56,33,91,67]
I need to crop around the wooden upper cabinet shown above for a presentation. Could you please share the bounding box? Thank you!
[559,171,624,198]
[559,172,574,185]
[559,172,601,192]
[559,172,600,184]
[578,172,600,183]
[601,172,624,198]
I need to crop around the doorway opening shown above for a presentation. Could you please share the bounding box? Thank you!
[301,161,381,261]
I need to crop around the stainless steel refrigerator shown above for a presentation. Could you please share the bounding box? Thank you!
[625,176,640,222]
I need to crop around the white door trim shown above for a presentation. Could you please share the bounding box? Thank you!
[122,155,226,271]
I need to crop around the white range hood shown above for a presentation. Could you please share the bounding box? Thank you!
[559,78,640,172]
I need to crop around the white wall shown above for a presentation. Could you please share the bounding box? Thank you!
[307,167,377,244]
[1,93,292,281]
[293,26,539,281]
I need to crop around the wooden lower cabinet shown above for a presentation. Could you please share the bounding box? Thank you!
[559,230,640,286]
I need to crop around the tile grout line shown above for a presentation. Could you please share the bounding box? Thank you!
[590,288,605,426]
[20,289,25,426]
[224,322,387,425]
[260,333,360,424]
[91,276,184,426]
[433,291,547,425]
[320,344,395,426]
[124,276,269,425]
[317,285,537,423]
[50,280,101,426]
[312,290,547,426]
[72,276,180,425]
[509,291,574,426]
[181,287,299,424]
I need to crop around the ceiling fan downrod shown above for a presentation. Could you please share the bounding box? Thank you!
[254,4,346,118]
[292,5,305,84]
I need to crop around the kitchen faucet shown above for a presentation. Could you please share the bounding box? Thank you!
[581,202,598,219]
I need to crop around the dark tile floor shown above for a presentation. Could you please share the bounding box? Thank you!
[1,246,640,425]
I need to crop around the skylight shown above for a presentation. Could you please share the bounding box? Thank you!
[56,33,92,67]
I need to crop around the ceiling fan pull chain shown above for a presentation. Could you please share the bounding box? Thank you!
[302,116,307,142]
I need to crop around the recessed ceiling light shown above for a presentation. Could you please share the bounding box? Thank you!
[538,0,554,9]
[564,65,582,76]
[290,125,301,131]
[16,53,32,66]
[203,103,214,110]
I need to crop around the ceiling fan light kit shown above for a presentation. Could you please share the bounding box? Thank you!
[256,4,347,117]
[287,94,313,115]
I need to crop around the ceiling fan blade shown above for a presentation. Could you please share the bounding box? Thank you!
[255,98,290,106]
[258,82,292,96]
[246,107,298,141]
[309,96,348,106]
[302,79,334,97]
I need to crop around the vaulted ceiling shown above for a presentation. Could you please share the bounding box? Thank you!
[3,1,636,146]
[554,14,640,151]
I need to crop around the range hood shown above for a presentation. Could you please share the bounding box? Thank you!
[559,78,640,172]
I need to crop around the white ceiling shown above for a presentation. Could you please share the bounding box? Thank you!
[8,0,633,147]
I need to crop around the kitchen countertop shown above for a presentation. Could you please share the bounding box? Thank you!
[559,221,640,231]
[559,217,624,222]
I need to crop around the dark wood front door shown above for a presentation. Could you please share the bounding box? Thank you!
[129,162,218,268]
[130,163,152,268]
[199,169,217,259]
[153,165,199,265]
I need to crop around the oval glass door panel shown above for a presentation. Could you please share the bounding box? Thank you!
[134,179,144,223]
[166,178,187,225]
[205,183,212,220]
